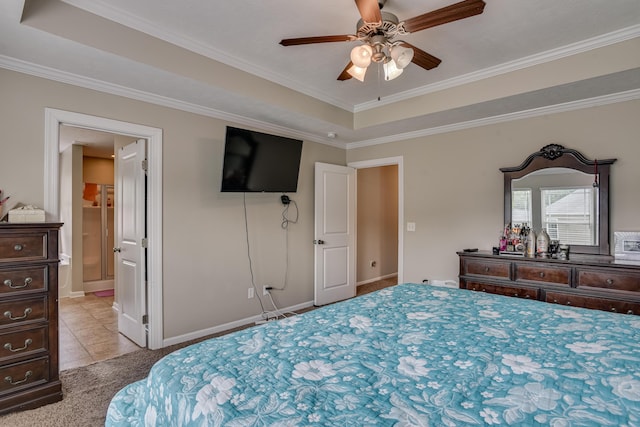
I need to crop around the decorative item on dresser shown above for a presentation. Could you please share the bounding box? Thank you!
[458,251,640,315]
[458,144,639,315]
[0,222,63,414]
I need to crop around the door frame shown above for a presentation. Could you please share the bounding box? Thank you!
[348,156,404,284]
[44,108,164,350]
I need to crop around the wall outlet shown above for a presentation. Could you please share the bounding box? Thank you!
[248,288,255,299]
[263,285,270,296]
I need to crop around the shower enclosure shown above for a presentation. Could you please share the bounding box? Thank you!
[83,184,115,287]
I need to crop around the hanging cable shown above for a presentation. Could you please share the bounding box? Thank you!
[268,199,299,292]
[281,199,299,229]
[243,193,267,317]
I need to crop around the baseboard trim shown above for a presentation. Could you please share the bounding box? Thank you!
[83,280,114,293]
[357,273,398,287]
[162,299,315,348]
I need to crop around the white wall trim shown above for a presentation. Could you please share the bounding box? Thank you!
[162,300,315,347]
[357,273,398,287]
[348,156,404,284]
[354,24,640,112]
[347,88,640,149]
[44,108,164,350]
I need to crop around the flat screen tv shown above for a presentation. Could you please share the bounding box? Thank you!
[221,126,303,193]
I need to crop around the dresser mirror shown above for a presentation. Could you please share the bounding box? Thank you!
[500,144,616,255]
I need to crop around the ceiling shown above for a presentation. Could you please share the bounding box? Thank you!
[1,0,639,150]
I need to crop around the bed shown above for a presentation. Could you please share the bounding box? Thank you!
[106,283,640,426]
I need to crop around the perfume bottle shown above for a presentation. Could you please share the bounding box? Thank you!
[536,229,550,257]
[526,228,536,257]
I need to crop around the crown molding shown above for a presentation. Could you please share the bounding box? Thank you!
[2,54,637,152]
[0,55,344,149]
[354,25,640,112]
[346,88,640,149]
[60,0,355,112]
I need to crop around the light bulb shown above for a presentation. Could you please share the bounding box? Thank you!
[390,45,414,69]
[350,44,373,68]
[383,59,403,81]
[346,64,367,82]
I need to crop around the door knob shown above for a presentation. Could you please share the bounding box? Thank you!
[314,240,325,245]
[113,247,122,253]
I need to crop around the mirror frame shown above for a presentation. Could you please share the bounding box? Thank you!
[501,144,616,255]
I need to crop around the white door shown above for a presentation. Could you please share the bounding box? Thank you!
[115,139,147,347]
[314,163,356,306]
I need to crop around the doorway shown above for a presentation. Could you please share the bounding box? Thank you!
[349,157,404,285]
[58,126,138,369]
[356,164,399,286]
[44,108,164,350]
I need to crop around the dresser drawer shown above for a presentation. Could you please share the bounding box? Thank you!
[576,269,640,293]
[0,357,49,396]
[0,266,47,296]
[0,326,47,363]
[0,233,48,263]
[463,259,511,279]
[514,263,571,286]
[0,297,46,328]
[466,281,539,300]
[545,291,640,315]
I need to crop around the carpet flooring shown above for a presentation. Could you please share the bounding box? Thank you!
[0,278,397,426]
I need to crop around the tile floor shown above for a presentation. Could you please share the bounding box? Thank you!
[58,276,398,371]
[59,293,140,371]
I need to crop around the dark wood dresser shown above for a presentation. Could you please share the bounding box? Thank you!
[0,222,63,414]
[458,251,640,315]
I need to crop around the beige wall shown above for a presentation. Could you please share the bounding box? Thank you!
[0,68,345,340]
[83,156,114,185]
[356,165,398,283]
[347,99,640,283]
[2,66,639,342]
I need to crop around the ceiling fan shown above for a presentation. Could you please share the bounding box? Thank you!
[280,0,486,82]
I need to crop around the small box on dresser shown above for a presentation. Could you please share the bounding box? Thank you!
[0,221,63,414]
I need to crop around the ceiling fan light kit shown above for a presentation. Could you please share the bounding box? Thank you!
[279,0,486,83]
[346,64,367,81]
[383,58,403,81]
[350,44,373,68]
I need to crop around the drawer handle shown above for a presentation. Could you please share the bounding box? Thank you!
[553,299,558,303]
[4,308,32,321]
[513,293,519,297]
[3,277,33,289]
[606,279,614,285]
[484,267,489,272]
[539,272,545,278]
[4,371,32,386]
[525,295,530,299]
[566,301,571,306]
[13,244,23,252]
[627,310,634,315]
[471,287,477,291]
[610,307,617,313]
[4,338,32,353]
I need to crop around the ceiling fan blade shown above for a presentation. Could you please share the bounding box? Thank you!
[280,35,355,46]
[400,42,442,70]
[337,61,354,81]
[354,0,382,24]
[403,0,486,33]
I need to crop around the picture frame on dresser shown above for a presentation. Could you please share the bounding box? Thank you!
[614,231,640,261]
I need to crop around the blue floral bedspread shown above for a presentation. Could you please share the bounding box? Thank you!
[106,284,640,426]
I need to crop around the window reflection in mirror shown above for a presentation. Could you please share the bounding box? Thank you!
[512,167,598,246]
